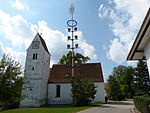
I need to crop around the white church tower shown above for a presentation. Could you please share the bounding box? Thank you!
[20,33,50,107]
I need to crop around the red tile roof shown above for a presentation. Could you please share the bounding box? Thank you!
[48,63,104,83]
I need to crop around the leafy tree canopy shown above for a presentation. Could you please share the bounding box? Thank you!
[106,60,150,100]
[0,54,25,109]
[106,75,123,100]
[107,65,135,99]
[58,51,90,64]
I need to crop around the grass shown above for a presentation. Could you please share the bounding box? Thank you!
[0,103,103,113]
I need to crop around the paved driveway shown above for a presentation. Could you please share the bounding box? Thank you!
[78,100,134,113]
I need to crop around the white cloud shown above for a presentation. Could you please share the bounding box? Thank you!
[10,0,29,11]
[80,41,97,59]
[74,31,97,59]
[0,41,5,59]
[0,41,25,68]
[5,47,26,67]
[106,38,127,64]
[37,21,97,64]
[98,0,150,64]
[0,10,35,49]
[127,61,137,67]
[36,20,68,65]
[0,10,97,68]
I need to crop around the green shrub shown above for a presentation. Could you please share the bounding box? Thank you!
[133,96,150,113]
[117,94,126,101]
[71,77,97,106]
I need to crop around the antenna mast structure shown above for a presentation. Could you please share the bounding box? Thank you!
[67,4,78,78]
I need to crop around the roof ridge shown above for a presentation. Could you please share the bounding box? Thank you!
[53,62,101,66]
[37,33,50,55]
[49,62,104,83]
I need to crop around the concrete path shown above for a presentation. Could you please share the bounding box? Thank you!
[78,100,134,113]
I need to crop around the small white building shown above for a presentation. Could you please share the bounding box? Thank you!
[20,33,105,107]
[48,63,105,104]
[127,8,150,76]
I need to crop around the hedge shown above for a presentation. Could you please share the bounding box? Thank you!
[133,96,150,113]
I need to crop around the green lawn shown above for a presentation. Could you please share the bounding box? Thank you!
[0,104,102,113]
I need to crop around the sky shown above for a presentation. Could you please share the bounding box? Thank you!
[0,0,149,81]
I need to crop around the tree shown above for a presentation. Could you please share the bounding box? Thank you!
[71,76,97,106]
[133,60,150,96]
[0,54,25,109]
[112,65,135,98]
[106,65,135,99]
[107,61,150,100]
[58,51,90,64]
[106,75,123,100]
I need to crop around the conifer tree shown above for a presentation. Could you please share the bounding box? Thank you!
[133,60,150,96]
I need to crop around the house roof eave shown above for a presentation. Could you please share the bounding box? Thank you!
[127,8,150,60]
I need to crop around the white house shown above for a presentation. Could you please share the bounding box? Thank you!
[20,33,105,107]
[48,63,105,104]
[127,8,150,76]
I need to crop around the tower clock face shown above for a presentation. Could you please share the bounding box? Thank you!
[32,41,40,49]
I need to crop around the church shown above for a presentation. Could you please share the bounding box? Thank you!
[20,33,105,107]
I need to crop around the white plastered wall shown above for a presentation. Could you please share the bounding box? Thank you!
[48,82,105,104]
[20,34,50,107]
[144,38,150,77]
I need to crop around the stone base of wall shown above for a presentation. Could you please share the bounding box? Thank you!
[48,101,72,105]
[20,103,40,108]
[48,99,72,104]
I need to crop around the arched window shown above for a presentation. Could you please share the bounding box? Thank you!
[33,53,38,59]
[32,66,34,70]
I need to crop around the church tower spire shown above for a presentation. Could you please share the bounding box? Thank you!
[20,33,50,107]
